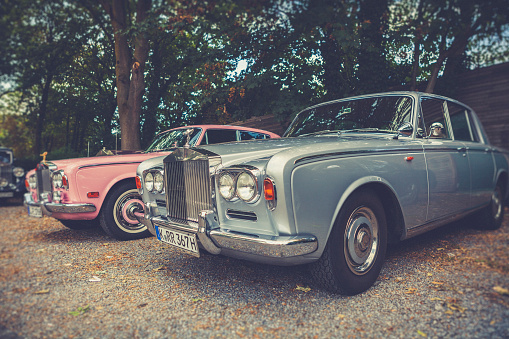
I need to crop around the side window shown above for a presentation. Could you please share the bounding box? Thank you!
[240,131,268,140]
[203,129,238,144]
[446,102,477,142]
[420,97,450,139]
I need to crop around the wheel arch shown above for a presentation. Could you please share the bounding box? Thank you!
[329,178,405,246]
[96,177,137,214]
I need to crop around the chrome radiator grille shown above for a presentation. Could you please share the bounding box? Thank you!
[164,158,212,223]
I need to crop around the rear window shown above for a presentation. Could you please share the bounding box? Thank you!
[204,129,238,144]
[240,131,269,140]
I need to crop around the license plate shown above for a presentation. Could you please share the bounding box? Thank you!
[28,205,43,218]
[155,225,199,257]
[0,192,14,198]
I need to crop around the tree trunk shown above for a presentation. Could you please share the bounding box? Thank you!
[102,0,151,151]
[35,73,53,155]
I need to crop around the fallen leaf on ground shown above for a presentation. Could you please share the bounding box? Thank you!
[295,285,311,292]
[34,289,50,294]
[493,286,509,296]
[417,330,427,337]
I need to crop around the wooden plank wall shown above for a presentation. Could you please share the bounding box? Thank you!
[232,62,509,148]
[448,62,509,150]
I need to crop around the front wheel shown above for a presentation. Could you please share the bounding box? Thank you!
[311,189,387,295]
[99,182,150,240]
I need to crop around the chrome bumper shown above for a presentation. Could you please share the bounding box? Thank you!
[143,210,318,258]
[24,193,96,216]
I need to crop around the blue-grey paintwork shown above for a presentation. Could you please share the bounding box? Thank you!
[137,91,509,265]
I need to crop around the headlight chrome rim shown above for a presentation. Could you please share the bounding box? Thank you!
[144,172,154,192]
[236,171,257,202]
[218,172,236,200]
[28,175,37,189]
[153,171,164,193]
[52,171,63,189]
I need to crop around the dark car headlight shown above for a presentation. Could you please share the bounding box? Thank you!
[13,167,25,178]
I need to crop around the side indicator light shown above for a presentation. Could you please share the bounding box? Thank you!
[135,176,142,190]
[405,156,414,161]
[87,192,100,198]
[263,178,275,200]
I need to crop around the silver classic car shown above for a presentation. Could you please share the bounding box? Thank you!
[135,92,508,295]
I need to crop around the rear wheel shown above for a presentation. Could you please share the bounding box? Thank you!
[311,189,387,295]
[59,219,98,230]
[474,182,505,230]
[99,182,150,240]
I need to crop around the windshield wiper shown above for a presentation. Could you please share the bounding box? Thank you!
[299,130,342,137]
[342,128,395,134]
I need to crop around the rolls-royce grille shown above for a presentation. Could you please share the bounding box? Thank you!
[36,166,52,199]
[164,158,211,224]
[0,166,13,185]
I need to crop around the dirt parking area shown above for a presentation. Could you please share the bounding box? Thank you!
[0,200,508,338]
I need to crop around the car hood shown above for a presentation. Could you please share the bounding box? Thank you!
[198,133,414,167]
[28,151,172,175]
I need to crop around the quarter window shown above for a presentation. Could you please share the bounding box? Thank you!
[446,102,477,142]
[240,131,269,140]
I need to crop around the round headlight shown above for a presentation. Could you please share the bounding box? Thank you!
[13,167,25,178]
[0,178,7,188]
[236,172,257,202]
[218,173,235,200]
[52,172,63,189]
[154,171,164,193]
[29,175,37,189]
[144,172,154,192]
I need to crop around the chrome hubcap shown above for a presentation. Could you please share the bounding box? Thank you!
[344,206,378,275]
[492,187,503,221]
[114,190,145,233]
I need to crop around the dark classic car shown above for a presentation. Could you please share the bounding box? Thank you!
[136,92,508,295]
[0,147,25,202]
[24,125,279,240]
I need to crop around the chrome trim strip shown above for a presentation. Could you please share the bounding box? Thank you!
[45,203,96,214]
[78,161,142,170]
[405,205,486,238]
[295,148,424,165]
[209,231,318,258]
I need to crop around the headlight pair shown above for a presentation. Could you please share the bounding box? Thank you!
[218,170,258,202]
[51,171,68,189]
[28,175,37,189]
[144,170,164,194]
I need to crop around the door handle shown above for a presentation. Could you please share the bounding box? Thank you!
[457,147,466,152]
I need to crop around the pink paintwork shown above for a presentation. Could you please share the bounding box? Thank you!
[25,125,279,239]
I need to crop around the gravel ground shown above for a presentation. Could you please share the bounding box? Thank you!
[0,199,508,339]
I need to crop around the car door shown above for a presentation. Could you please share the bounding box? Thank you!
[420,97,472,221]
[446,101,495,209]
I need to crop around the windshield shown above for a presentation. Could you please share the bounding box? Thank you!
[144,128,202,152]
[284,96,413,137]
[0,150,12,164]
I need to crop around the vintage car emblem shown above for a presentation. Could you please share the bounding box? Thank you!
[40,151,48,164]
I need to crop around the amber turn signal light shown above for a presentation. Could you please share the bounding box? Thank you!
[263,178,275,200]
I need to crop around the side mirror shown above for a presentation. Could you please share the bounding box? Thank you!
[393,122,413,139]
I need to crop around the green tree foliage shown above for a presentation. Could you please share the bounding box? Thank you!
[0,0,507,158]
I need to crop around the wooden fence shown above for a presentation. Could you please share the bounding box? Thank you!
[232,62,509,149]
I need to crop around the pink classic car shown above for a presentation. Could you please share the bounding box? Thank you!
[24,125,279,240]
